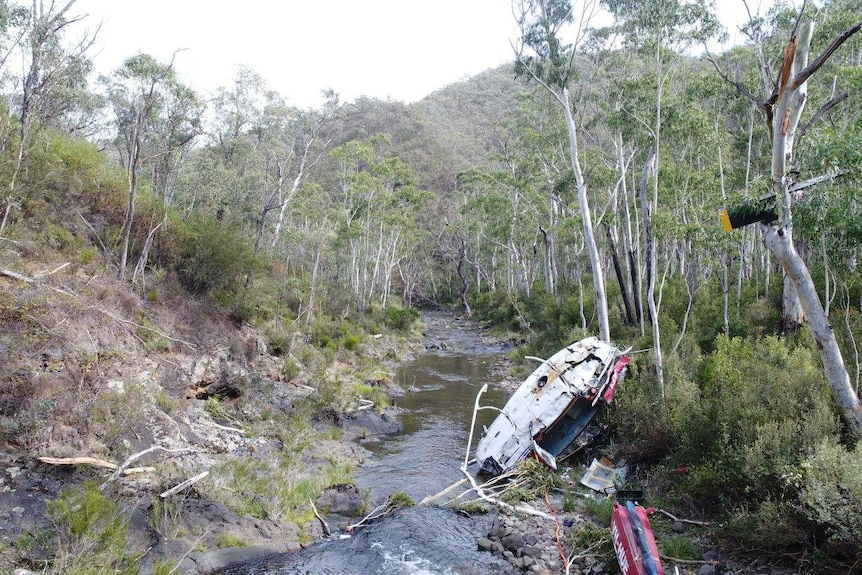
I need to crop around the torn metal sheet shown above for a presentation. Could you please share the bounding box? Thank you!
[474,337,630,476]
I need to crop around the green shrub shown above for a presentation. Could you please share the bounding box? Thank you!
[382,306,419,331]
[386,492,415,508]
[268,331,293,356]
[79,248,96,265]
[798,439,862,552]
[720,499,805,549]
[47,224,77,250]
[282,358,301,381]
[48,481,135,574]
[170,215,256,296]
[343,334,361,351]
[566,520,614,564]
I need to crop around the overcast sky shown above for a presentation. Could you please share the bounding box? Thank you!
[70,0,778,109]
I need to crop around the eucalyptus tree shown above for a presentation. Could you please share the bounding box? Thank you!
[102,53,199,281]
[327,136,427,312]
[599,0,721,394]
[132,73,202,282]
[500,90,576,300]
[0,0,96,234]
[248,90,336,270]
[511,0,611,342]
[191,67,271,225]
[716,4,862,435]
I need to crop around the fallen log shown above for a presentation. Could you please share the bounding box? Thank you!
[160,471,209,498]
[418,478,468,506]
[656,508,712,526]
[310,499,331,536]
[38,456,154,475]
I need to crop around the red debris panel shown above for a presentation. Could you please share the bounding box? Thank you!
[610,502,664,575]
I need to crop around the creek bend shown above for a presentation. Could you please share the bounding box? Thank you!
[222,312,518,575]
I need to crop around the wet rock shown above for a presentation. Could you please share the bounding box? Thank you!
[338,409,401,436]
[478,538,494,552]
[489,515,507,539]
[316,483,364,516]
[501,532,525,552]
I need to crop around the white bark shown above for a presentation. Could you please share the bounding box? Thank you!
[562,88,609,343]
[765,21,862,437]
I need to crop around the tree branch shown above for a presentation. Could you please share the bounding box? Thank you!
[798,91,849,141]
[704,54,764,108]
[792,20,862,90]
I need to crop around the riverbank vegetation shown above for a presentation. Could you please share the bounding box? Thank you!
[0,0,861,572]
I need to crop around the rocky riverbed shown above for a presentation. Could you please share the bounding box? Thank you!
[2,306,794,575]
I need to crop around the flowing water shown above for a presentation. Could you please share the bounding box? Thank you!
[222,312,516,575]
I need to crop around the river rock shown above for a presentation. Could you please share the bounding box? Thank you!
[703,549,721,562]
[478,538,494,552]
[501,532,525,552]
[338,409,401,436]
[316,483,364,516]
[672,520,687,533]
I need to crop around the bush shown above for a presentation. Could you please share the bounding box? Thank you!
[382,305,419,331]
[48,481,135,574]
[169,215,256,297]
[798,439,862,554]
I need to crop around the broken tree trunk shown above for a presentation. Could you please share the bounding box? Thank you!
[763,20,862,437]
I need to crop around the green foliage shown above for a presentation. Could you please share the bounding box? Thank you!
[566,519,614,564]
[154,390,177,414]
[720,499,805,549]
[309,317,365,351]
[48,481,135,574]
[46,223,78,250]
[169,215,256,297]
[216,532,248,549]
[382,305,419,331]
[88,383,150,456]
[386,492,415,508]
[79,248,96,265]
[582,497,615,527]
[659,534,702,561]
[798,439,862,554]
[282,358,301,381]
[204,397,234,424]
[268,329,293,356]
[450,500,489,515]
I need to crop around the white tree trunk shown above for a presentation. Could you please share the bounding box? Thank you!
[765,227,862,435]
[562,88,609,343]
[765,21,862,437]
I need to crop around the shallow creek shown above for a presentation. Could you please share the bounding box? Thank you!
[223,312,516,574]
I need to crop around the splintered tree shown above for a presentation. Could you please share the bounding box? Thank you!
[717,9,862,436]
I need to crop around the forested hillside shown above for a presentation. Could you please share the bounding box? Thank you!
[1,0,862,573]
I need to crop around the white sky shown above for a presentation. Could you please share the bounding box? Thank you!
[69,0,777,109]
